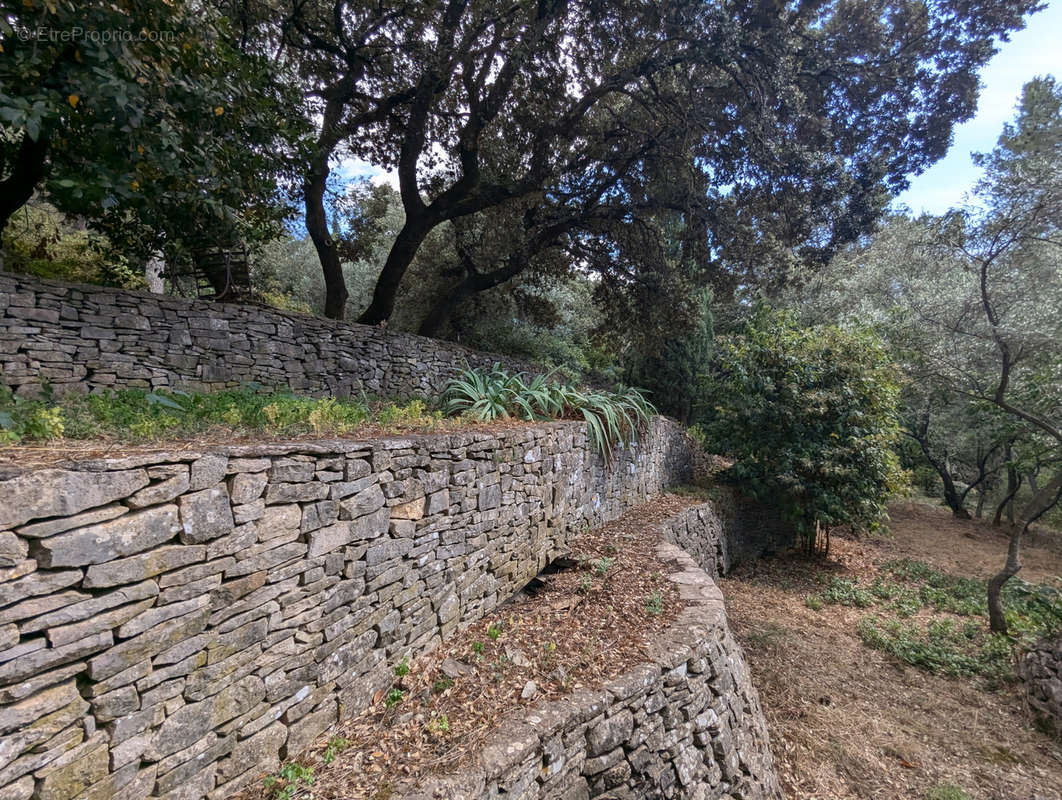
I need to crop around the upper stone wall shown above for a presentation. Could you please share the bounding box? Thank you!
[0,418,693,800]
[0,272,537,399]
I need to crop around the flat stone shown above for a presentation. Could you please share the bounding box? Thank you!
[0,469,148,529]
[83,545,206,588]
[178,487,234,544]
[256,505,301,541]
[21,580,159,635]
[338,484,385,519]
[0,531,27,566]
[126,467,190,508]
[390,496,425,521]
[218,721,286,781]
[0,571,83,609]
[32,505,182,567]
[0,631,111,685]
[47,598,155,647]
[587,708,634,756]
[87,608,209,681]
[15,504,127,540]
[0,589,88,624]
[0,662,86,704]
[0,680,81,735]
[306,522,353,558]
[147,675,263,760]
[229,472,267,505]
[351,506,391,542]
[117,596,208,638]
[36,733,110,800]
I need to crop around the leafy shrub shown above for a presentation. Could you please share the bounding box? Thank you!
[698,307,906,552]
[442,364,655,459]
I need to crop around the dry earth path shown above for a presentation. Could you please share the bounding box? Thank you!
[721,501,1062,800]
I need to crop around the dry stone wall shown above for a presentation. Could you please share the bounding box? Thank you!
[661,493,795,578]
[401,529,782,800]
[0,272,536,399]
[0,419,693,800]
[1020,634,1062,736]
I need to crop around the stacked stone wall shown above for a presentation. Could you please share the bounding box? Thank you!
[1020,634,1062,736]
[0,419,693,800]
[661,492,796,578]
[401,521,782,800]
[0,272,537,399]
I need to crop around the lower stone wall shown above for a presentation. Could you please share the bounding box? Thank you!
[662,490,796,578]
[1019,634,1062,736]
[0,418,692,800]
[402,514,782,800]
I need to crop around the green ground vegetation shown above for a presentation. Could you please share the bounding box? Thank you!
[805,558,1062,684]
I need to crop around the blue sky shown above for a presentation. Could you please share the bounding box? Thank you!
[896,0,1062,214]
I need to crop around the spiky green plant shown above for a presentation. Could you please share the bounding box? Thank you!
[441,366,655,459]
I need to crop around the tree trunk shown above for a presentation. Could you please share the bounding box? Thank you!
[992,451,1020,526]
[987,469,1062,634]
[304,163,347,320]
[357,217,432,325]
[0,132,50,229]
[914,435,970,518]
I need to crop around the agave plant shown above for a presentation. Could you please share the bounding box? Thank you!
[442,364,514,420]
[442,366,656,460]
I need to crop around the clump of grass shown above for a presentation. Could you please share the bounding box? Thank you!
[0,384,453,444]
[926,781,974,800]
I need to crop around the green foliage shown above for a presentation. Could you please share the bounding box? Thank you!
[393,659,410,679]
[2,205,144,288]
[0,0,308,260]
[592,558,614,577]
[487,623,503,641]
[321,736,349,765]
[442,365,655,460]
[926,783,974,800]
[817,577,875,608]
[625,288,713,424]
[699,308,906,550]
[0,386,458,445]
[808,557,1062,683]
[858,616,1013,683]
[263,763,315,800]
[645,591,664,616]
[384,688,404,708]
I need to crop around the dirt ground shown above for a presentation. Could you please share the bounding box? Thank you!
[720,501,1062,800]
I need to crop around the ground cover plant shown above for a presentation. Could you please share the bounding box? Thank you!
[0,384,446,444]
[804,556,1062,683]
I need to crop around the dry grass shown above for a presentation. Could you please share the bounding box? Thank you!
[721,500,1062,800]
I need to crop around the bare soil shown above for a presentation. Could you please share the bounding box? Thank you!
[721,500,1062,800]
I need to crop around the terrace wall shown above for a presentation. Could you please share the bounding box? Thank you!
[0,419,694,800]
[0,272,535,399]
